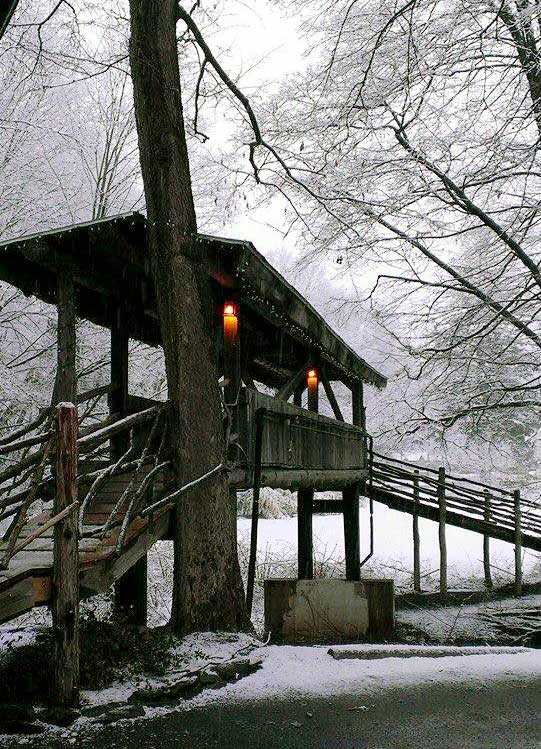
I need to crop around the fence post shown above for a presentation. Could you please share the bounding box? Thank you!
[52,402,80,707]
[438,466,447,599]
[413,469,421,593]
[483,490,492,591]
[514,489,522,596]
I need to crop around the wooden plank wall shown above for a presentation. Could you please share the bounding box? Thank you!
[237,388,366,471]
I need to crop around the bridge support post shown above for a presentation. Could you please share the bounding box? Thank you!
[438,467,447,600]
[343,483,360,580]
[52,404,80,707]
[413,470,421,593]
[114,556,148,625]
[342,381,363,581]
[110,306,148,625]
[295,384,314,579]
[483,490,493,591]
[297,489,314,579]
[514,489,522,596]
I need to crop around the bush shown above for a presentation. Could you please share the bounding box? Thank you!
[0,613,174,703]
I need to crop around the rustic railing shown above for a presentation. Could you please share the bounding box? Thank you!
[0,388,171,569]
[368,451,541,595]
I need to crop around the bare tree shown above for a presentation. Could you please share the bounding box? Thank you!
[227,0,541,450]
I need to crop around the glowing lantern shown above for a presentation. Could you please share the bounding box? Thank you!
[306,367,318,392]
[223,301,238,348]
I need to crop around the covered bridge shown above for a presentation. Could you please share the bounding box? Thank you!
[0,212,387,632]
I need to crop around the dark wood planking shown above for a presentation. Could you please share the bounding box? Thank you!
[237,388,366,473]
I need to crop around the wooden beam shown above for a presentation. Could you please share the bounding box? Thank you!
[276,367,305,402]
[57,271,77,403]
[321,372,344,421]
[313,499,345,514]
[230,468,368,490]
[52,403,80,707]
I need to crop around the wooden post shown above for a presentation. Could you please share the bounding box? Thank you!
[413,469,421,593]
[109,306,148,624]
[483,490,493,591]
[52,402,79,707]
[298,368,316,580]
[514,489,522,597]
[343,484,360,580]
[438,466,447,599]
[109,305,129,457]
[343,380,362,581]
[321,372,344,421]
[297,489,313,579]
[56,272,77,403]
[352,380,366,431]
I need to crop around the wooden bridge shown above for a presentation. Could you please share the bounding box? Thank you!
[0,213,539,705]
[1,386,538,626]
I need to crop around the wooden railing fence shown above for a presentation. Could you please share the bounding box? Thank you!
[0,389,170,569]
[370,452,541,596]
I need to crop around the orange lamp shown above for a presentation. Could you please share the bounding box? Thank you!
[306,367,318,391]
[223,301,238,348]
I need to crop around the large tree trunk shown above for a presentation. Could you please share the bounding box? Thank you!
[128,0,249,633]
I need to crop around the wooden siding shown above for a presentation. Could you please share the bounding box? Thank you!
[237,387,366,471]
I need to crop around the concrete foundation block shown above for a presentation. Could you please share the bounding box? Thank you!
[264,578,394,642]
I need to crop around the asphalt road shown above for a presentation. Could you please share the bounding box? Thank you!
[28,674,541,749]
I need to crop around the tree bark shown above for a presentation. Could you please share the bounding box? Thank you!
[128,0,249,633]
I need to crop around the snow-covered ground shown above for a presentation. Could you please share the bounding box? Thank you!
[238,502,539,588]
[2,634,540,745]
[397,593,541,642]
[2,501,538,634]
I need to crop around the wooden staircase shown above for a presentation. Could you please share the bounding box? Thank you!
[0,466,171,624]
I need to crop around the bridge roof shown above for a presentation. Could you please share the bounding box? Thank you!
[0,212,386,389]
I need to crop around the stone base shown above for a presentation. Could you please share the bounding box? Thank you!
[264,578,394,642]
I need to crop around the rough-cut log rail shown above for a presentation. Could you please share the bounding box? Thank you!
[367,453,541,552]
